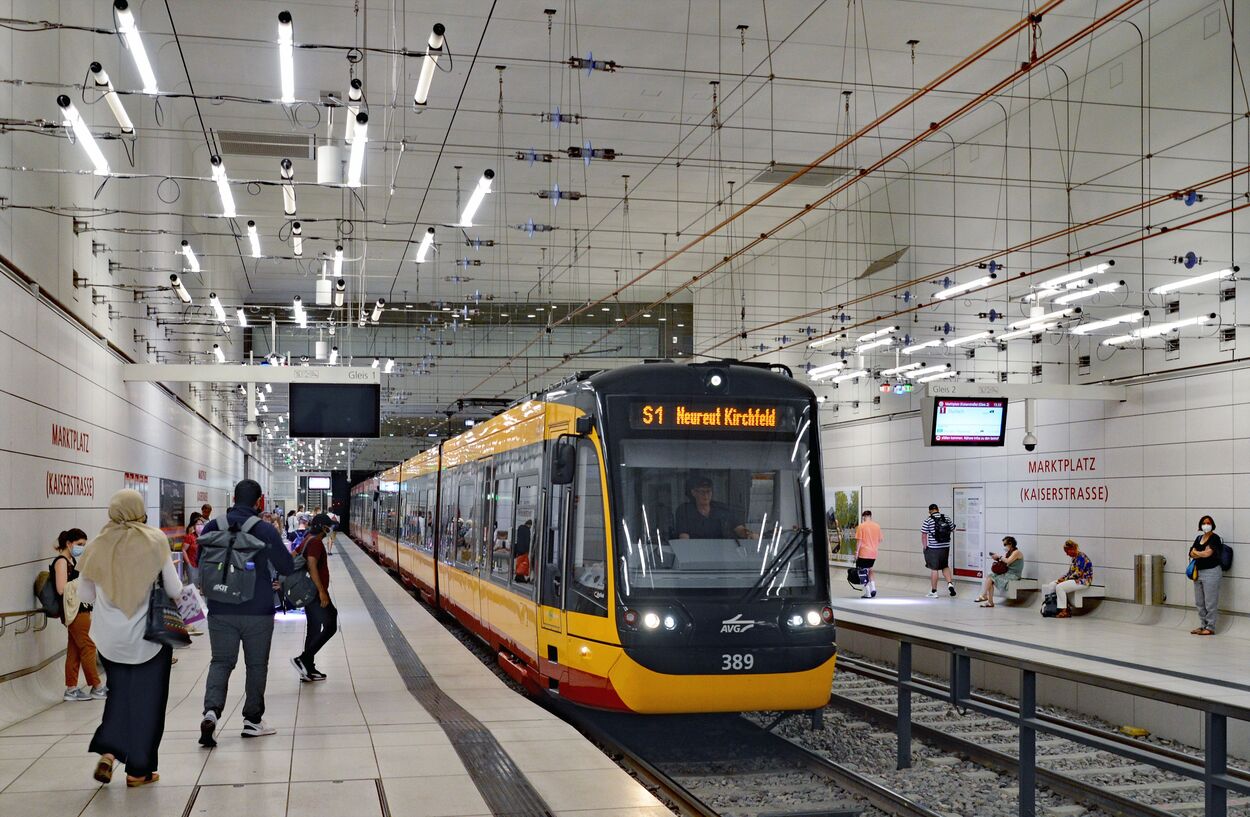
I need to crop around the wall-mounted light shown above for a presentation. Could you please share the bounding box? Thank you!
[236,307,248,327]
[277,11,295,104]
[208,293,227,323]
[459,169,495,227]
[370,298,385,323]
[246,220,262,258]
[1149,268,1236,295]
[808,361,848,381]
[169,274,192,304]
[344,78,363,143]
[88,62,134,134]
[113,1,158,94]
[1070,311,1144,336]
[212,343,225,363]
[918,370,956,383]
[210,155,236,218]
[902,339,942,354]
[854,337,894,355]
[415,227,435,263]
[809,332,847,350]
[333,245,344,277]
[371,358,380,369]
[291,221,303,256]
[383,358,395,373]
[881,362,922,376]
[1036,261,1112,291]
[413,23,446,107]
[280,158,296,217]
[856,325,899,342]
[334,278,346,307]
[831,369,869,383]
[1054,281,1124,305]
[56,96,109,175]
[346,112,368,187]
[906,363,952,378]
[328,346,338,365]
[180,240,200,273]
[934,273,996,300]
[1009,307,1078,330]
[945,330,993,347]
[997,323,1054,342]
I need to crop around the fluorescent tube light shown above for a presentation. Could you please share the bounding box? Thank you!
[383,358,395,373]
[906,364,952,378]
[882,362,923,376]
[371,298,385,323]
[1009,307,1078,330]
[56,96,109,175]
[1101,334,1136,347]
[902,339,942,354]
[1021,288,1061,303]
[857,325,899,342]
[997,323,1055,342]
[291,221,303,256]
[246,220,262,258]
[210,156,236,218]
[1070,311,1144,335]
[333,245,343,277]
[236,307,248,327]
[180,240,200,273]
[334,278,345,307]
[88,63,134,134]
[212,343,225,363]
[459,169,495,227]
[1134,312,1216,338]
[328,346,338,365]
[113,1,158,94]
[854,337,895,354]
[277,11,295,104]
[1037,261,1112,291]
[809,332,847,349]
[945,330,993,347]
[208,293,227,322]
[169,274,192,304]
[831,369,869,383]
[1149,268,1236,295]
[280,158,296,216]
[346,112,368,187]
[371,358,380,369]
[808,361,847,380]
[918,370,957,383]
[415,227,435,262]
[344,79,362,143]
[934,273,995,300]
[413,24,446,106]
[1054,281,1124,305]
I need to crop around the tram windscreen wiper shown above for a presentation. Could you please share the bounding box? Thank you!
[740,527,811,601]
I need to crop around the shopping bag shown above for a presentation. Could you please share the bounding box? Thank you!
[177,583,208,626]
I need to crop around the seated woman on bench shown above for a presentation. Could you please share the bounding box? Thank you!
[975,536,1023,608]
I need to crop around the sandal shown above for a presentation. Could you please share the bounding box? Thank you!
[979,602,995,608]
[1196,629,1214,636]
[93,756,114,785]
[1190,628,1203,634]
[126,772,159,787]
[973,596,987,603]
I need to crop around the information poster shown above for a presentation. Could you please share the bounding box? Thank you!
[826,487,860,565]
[159,479,186,548]
[951,486,985,579]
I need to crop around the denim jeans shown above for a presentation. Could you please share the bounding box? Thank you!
[301,599,338,670]
[204,613,274,723]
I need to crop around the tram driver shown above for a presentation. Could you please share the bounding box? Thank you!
[673,475,754,540]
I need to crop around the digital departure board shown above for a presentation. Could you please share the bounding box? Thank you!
[931,397,1009,446]
[629,402,793,432]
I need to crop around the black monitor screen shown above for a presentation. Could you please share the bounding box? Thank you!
[289,384,380,438]
[931,397,1009,446]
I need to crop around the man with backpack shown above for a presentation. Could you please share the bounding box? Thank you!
[920,503,956,598]
[197,479,294,747]
[291,514,337,682]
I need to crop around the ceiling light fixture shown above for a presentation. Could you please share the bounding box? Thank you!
[997,323,1054,342]
[87,62,134,134]
[371,298,385,323]
[210,156,236,218]
[459,169,495,226]
[918,370,957,383]
[280,158,296,217]
[1070,311,1144,336]
[413,23,446,107]
[881,362,922,376]
[945,330,994,347]
[934,273,996,300]
[212,343,225,363]
[291,221,303,256]
[415,227,435,263]
[346,112,368,187]
[855,337,895,354]
[179,240,200,273]
[277,11,295,104]
[246,220,262,258]
[113,1,158,94]
[906,364,952,378]
[857,325,899,342]
[902,339,942,354]
[831,369,869,383]
[1036,261,1113,291]
[1149,268,1236,295]
[1054,281,1124,305]
[208,293,227,323]
[169,274,192,304]
[56,96,109,175]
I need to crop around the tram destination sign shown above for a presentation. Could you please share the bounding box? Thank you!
[629,401,794,432]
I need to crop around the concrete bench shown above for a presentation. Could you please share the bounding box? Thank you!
[1071,584,1106,609]
[1005,578,1040,601]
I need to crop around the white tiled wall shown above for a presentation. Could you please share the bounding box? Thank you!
[822,365,1250,612]
[0,270,266,725]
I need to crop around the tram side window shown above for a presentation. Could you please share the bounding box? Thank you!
[439,473,459,562]
[512,480,538,590]
[490,478,516,578]
[455,480,480,566]
[417,483,435,553]
[569,441,608,616]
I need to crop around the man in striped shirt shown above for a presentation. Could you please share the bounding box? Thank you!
[920,503,956,598]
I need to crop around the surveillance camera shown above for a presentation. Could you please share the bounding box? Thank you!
[1022,431,1038,452]
[244,420,261,443]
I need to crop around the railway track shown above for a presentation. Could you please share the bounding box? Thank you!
[561,706,947,817]
[819,654,1250,817]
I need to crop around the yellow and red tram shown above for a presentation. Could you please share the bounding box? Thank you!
[349,360,836,713]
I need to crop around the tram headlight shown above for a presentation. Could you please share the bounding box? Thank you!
[663,615,677,630]
[642,612,661,630]
[787,614,804,627]
[805,610,822,627]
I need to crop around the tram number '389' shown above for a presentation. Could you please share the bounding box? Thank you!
[721,653,755,671]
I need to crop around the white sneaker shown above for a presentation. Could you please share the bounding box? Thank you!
[241,719,276,738]
[861,591,872,599]
[63,687,92,702]
[926,590,939,598]
[90,686,108,700]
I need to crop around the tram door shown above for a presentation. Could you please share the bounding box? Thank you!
[539,482,570,635]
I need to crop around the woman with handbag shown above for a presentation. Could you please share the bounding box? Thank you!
[974,536,1023,608]
[76,489,183,788]
[1189,515,1224,635]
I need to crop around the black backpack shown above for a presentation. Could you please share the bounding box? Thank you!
[34,560,62,618]
[932,514,954,544]
[199,516,268,604]
[1040,591,1059,617]
[281,549,319,609]
[1221,543,1234,572]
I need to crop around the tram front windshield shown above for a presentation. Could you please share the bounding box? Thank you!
[611,400,818,599]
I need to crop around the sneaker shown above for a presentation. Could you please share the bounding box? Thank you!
[64,687,92,702]
[925,590,939,598]
[870,590,878,598]
[90,686,108,700]
[291,656,311,682]
[199,711,218,748]
[241,719,276,738]
[187,626,204,637]
[948,582,957,597]
[307,668,327,681]
[861,591,872,599]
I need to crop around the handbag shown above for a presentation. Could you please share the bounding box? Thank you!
[991,559,1009,575]
[846,566,863,588]
[1040,591,1059,618]
[1185,558,1198,581]
[176,583,208,625]
[144,580,192,649]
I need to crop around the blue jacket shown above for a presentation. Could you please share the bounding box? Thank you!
[201,506,295,616]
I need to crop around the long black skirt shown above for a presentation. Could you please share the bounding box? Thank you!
[89,645,172,777]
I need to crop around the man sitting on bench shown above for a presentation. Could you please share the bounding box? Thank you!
[1043,539,1094,619]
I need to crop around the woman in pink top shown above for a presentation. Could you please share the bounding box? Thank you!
[855,511,883,598]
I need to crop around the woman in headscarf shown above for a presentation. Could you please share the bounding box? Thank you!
[77,489,182,788]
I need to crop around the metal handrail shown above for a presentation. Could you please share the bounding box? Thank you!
[0,609,49,637]
[838,619,1246,817]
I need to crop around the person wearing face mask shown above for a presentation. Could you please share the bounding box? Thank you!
[53,529,106,701]
[1189,515,1224,636]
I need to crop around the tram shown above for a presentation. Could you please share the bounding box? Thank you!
[349,360,835,713]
